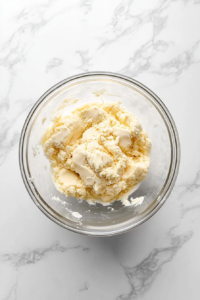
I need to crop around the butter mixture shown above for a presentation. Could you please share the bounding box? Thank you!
[42,102,151,203]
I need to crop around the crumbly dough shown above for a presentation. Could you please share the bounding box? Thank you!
[42,102,151,203]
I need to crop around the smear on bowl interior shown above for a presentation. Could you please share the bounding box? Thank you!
[42,102,151,204]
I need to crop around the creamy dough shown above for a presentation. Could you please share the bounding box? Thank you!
[42,102,151,203]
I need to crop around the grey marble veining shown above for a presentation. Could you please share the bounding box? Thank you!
[118,231,192,299]
[2,244,90,269]
[1,0,200,299]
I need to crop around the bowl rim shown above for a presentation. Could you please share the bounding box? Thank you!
[19,71,181,236]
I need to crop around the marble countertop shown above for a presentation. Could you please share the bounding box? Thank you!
[1,0,200,299]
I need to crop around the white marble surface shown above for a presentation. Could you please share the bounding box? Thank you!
[1,0,200,299]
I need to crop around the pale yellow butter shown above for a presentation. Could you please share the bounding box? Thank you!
[42,102,151,203]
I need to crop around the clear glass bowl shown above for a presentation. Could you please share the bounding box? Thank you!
[19,72,180,236]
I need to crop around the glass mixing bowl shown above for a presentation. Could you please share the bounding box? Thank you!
[19,72,180,236]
